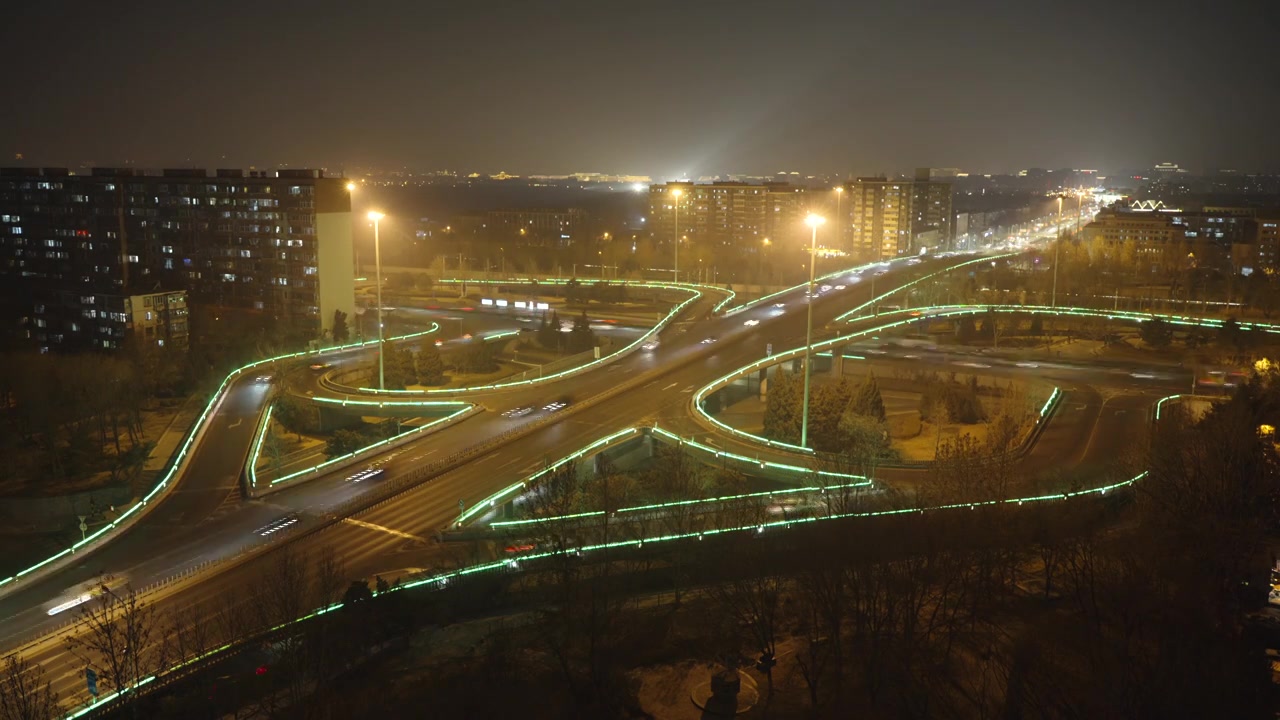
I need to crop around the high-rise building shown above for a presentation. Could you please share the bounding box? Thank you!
[840,174,953,262]
[843,177,910,261]
[911,169,954,251]
[0,167,353,351]
[647,181,809,254]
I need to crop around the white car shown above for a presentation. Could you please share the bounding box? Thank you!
[743,319,759,327]
[701,336,719,344]
[502,406,534,418]
[642,340,660,351]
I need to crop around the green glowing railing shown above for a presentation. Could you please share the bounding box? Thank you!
[343,279,714,396]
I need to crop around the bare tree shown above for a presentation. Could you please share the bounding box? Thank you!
[65,583,165,703]
[0,654,61,720]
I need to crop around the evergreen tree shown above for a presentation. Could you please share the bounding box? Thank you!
[417,341,446,385]
[569,310,595,353]
[957,315,977,343]
[539,311,563,351]
[1028,314,1044,336]
[456,338,497,374]
[849,372,887,422]
[810,378,854,452]
[762,369,802,443]
[332,309,350,344]
[381,345,417,389]
[837,411,890,459]
[1140,317,1173,349]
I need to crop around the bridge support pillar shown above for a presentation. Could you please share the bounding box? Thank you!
[832,347,845,378]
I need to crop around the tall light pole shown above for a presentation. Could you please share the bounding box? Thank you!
[834,186,844,250]
[368,211,386,391]
[671,188,683,283]
[801,213,826,449]
[1052,196,1062,307]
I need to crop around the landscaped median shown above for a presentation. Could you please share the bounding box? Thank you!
[246,398,477,496]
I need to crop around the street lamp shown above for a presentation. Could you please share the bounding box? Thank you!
[368,211,386,391]
[671,188,683,283]
[834,186,844,249]
[1052,196,1062,307]
[345,181,356,192]
[801,213,826,449]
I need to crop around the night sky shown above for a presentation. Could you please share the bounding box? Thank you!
[3,0,1277,177]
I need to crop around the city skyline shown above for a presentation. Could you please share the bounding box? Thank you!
[4,1,1278,176]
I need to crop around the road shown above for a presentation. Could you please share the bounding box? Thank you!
[0,255,1181,709]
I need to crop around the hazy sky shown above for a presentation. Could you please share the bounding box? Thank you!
[3,0,1277,177]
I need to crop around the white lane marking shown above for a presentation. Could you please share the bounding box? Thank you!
[662,382,678,391]
[228,418,242,429]
[342,518,426,542]
[681,385,694,393]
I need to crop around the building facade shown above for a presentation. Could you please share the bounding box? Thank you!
[0,167,353,351]
[840,175,954,262]
[647,181,809,257]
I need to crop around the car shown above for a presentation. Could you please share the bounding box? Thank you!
[834,284,846,290]
[542,395,572,413]
[462,333,473,340]
[504,543,536,554]
[774,303,786,308]
[309,362,332,371]
[255,374,273,383]
[820,284,832,292]
[874,269,888,276]
[701,336,719,344]
[434,339,444,346]
[502,406,534,419]
[347,467,386,483]
[742,319,759,327]
[642,340,660,351]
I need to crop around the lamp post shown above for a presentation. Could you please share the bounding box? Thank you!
[834,186,844,250]
[1052,196,1062,308]
[368,211,386,391]
[801,213,826,449]
[671,188,683,283]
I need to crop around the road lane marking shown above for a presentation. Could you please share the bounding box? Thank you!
[342,518,426,542]
[681,385,694,393]
[228,418,242,429]
[662,382,678,391]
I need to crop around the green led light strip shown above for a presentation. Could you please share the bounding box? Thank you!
[460,424,871,531]
[248,405,274,491]
[722,259,890,316]
[343,280,708,396]
[262,406,473,487]
[455,426,644,525]
[492,478,871,528]
[834,253,1017,323]
[87,459,1151,712]
[691,301,1280,459]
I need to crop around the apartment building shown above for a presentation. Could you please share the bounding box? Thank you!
[0,167,353,351]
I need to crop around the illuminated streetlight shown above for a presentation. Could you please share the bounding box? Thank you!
[801,213,826,448]
[345,181,356,192]
[368,211,387,391]
[671,188,683,282]
[1052,196,1062,307]
[834,186,844,249]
